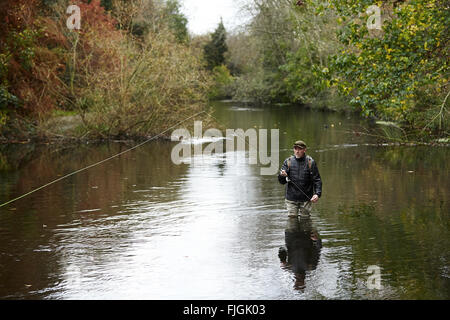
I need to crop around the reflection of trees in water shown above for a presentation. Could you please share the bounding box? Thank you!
[0,143,37,171]
[1,141,188,209]
[319,146,449,298]
[279,217,322,290]
[0,152,11,171]
[0,140,189,298]
[320,145,449,225]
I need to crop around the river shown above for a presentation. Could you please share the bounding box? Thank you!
[0,101,448,299]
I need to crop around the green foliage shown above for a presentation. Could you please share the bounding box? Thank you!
[100,0,114,11]
[0,49,20,130]
[224,0,294,103]
[208,65,234,100]
[164,0,189,43]
[40,0,60,7]
[231,69,273,105]
[8,29,39,71]
[0,86,20,110]
[323,0,449,134]
[223,0,448,138]
[0,153,11,171]
[105,0,188,44]
[0,85,20,130]
[227,0,341,105]
[281,48,327,104]
[204,20,228,70]
[0,53,9,84]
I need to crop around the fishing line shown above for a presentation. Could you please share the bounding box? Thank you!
[285,176,312,202]
[0,110,207,209]
[207,111,313,202]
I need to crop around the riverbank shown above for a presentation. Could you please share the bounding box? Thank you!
[0,105,214,145]
[1,103,449,146]
[0,1,212,148]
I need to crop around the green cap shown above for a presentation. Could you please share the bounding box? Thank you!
[293,140,307,149]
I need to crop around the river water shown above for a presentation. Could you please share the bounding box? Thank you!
[0,102,448,299]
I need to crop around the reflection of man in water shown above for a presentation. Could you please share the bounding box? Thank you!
[278,217,322,290]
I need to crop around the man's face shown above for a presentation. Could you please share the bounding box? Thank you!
[294,146,306,158]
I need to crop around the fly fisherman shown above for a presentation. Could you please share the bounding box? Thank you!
[278,140,322,218]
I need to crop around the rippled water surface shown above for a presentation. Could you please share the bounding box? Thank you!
[0,102,449,299]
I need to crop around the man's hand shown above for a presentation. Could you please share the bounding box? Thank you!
[311,194,319,203]
[280,170,288,177]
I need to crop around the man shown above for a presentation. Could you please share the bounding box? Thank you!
[278,140,322,217]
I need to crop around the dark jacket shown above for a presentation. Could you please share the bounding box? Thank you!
[278,154,322,202]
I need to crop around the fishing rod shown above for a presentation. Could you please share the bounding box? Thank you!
[280,170,312,202]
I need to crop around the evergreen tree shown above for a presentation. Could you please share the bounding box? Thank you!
[204,19,228,70]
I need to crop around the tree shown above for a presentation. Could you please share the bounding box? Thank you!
[322,0,449,134]
[203,19,228,70]
[164,0,189,43]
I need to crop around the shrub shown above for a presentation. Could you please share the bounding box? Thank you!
[208,65,234,100]
[324,0,449,135]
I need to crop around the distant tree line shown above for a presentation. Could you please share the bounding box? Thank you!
[204,0,449,140]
